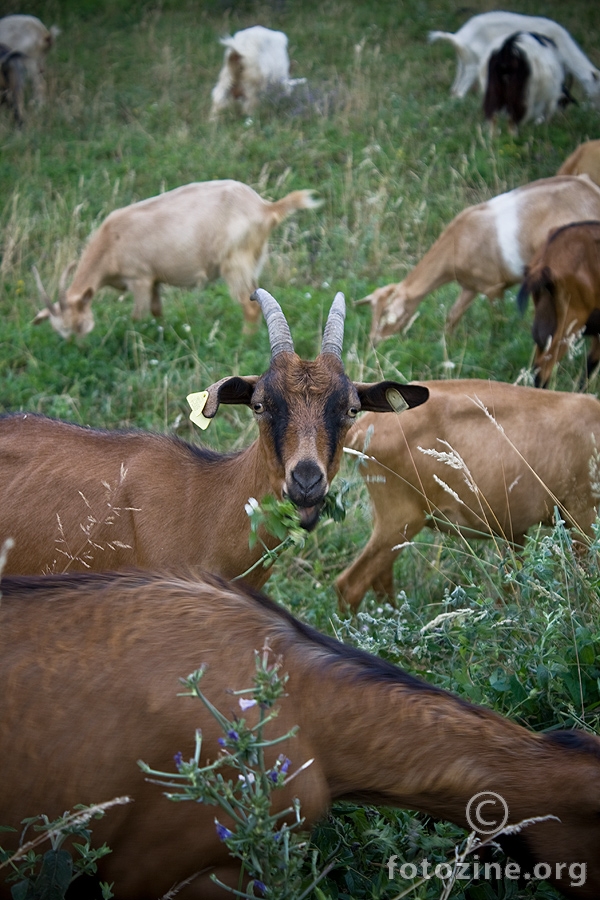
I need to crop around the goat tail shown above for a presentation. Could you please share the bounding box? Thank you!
[269,190,322,224]
[428,30,459,46]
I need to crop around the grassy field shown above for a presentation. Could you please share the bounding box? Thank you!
[1,0,600,897]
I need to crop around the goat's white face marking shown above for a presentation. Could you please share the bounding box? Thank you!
[490,191,525,280]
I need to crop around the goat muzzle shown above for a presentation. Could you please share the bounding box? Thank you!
[285,459,327,531]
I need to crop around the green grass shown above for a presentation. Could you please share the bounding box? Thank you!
[1,0,600,896]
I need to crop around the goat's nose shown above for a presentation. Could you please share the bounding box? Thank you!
[290,460,325,499]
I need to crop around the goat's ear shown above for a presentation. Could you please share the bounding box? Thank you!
[32,308,51,325]
[203,375,260,418]
[532,294,557,349]
[76,287,93,310]
[354,381,429,413]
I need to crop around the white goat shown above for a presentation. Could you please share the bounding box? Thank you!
[362,175,600,344]
[482,32,569,127]
[210,25,305,119]
[429,11,600,108]
[33,179,320,337]
[0,14,59,106]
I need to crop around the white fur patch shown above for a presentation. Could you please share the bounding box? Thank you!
[489,191,525,279]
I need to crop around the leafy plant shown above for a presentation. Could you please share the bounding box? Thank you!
[139,647,333,899]
[0,799,130,900]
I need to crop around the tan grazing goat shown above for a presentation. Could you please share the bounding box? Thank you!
[558,140,600,187]
[32,179,320,336]
[1,570,599,899]
[361,175,600,344]
[517,221,600,387]
[335,379,600,612]
[0,289,427,584]
[0,14,59,106]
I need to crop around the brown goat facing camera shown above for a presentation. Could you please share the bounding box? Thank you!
[1,569,599,899]
[0,289,428,584]
[517,221,600,387]
[336,379,600,612]
[32,179,320,336]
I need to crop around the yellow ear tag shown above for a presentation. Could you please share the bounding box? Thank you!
[187,391,212,430]
[386,388,409,413]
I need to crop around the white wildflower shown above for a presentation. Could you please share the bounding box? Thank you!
[239,697,257,711]
[244,497,260,517]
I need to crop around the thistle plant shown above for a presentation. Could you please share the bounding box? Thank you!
[139,646,332,899]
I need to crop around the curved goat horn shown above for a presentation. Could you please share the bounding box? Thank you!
[251,288,295,358]
[32,266,54,313]
[58,261,77,311]
[321,292,346,358]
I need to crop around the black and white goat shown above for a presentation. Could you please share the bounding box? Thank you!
[429,11,600,107]
[483,32,574,128]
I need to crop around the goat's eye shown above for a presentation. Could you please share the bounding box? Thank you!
[253,402,265,414]
[348,407,359,418]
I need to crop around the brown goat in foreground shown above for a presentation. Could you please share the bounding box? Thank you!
[32,180,320,336]
[1,570,599,899]
[558,140,600,187]
[517,221,600,387]
[0,289,427,584]
[360,175,600,343]
[336,379,600,611]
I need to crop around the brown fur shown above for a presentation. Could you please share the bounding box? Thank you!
[0,570,599,899]
[0,347,427,583]
[336,379,600,611]
[518,221,600,386]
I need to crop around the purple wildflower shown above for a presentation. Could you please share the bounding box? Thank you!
[268,770,278,783]
[239,697,257,711]
[227,729,240,742]
[215,820,233,842]
[252,879,266,896]
[218,737,226,747]
[279,756,291,775]
[173,751,183,769]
